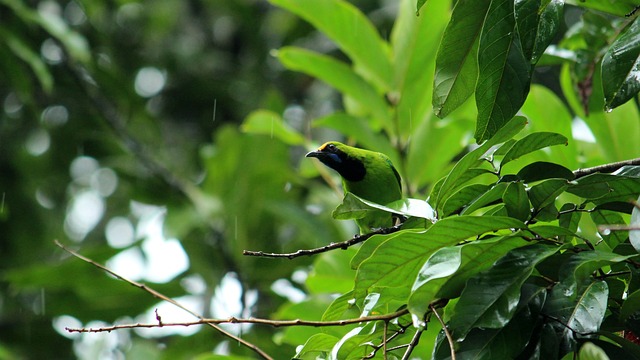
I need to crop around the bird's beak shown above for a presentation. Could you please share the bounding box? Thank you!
[305,150,322,158]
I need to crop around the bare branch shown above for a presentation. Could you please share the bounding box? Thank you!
[430,303,456,360]
[243,224,403,259]
[54,240,273,360]
[573,158,640,179]
[401,319,425,360]
[65,308,410,333]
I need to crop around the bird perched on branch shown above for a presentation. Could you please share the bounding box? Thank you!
[306,141,402,234]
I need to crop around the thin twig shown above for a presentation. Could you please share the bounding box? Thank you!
[573,158,640,179]
[383,320,388,360]
[364,319,413,359]
[65,308,410,333]
[430,303,456,360]
[54,240,273,360]
[401,320,425,360]
[242,224,403,259]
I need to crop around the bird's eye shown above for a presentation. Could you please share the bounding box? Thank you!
[326,144,336,152]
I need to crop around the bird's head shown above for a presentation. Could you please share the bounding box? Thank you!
[305,141,365,182]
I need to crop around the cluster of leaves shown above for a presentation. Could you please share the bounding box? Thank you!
[240,0,640,358]
[291,117,640,359]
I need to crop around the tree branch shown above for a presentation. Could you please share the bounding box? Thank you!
[242,224,403,259]
[430,303,456,360]
[64,308,410,333]
[573,157,640,179]
[54,240,273,360]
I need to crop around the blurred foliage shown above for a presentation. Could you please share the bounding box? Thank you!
[1,0,640,359]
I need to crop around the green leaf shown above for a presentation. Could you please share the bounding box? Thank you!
[545,281,609,352]
[602,16,640,111]
[595,331,640,360]
[432,0,488,117]
[503,182,531,221]
[528,178,569,210]
[559,203,582,242]
[568,173,640,204]
[408,236,530,315]
[433,282,546,360]
[579,342,611,360]
[1,29,53,94]
[545,251,634,350]
[322,291,360,322]
[500,132,568,168]
[620,289,640,321]
[590,210,628,249]
[393,0,450,138]
[276,47,389,126]
[270,0,392,90]
[564,0,640,17]
[448,244,558,340]
[306,249,357,295]
[531,0,564,63]
[514,0,541,63]
[332,193,436,221]
[295,333,340,358]
[460,182,509,215]
[354,216,525,303]
[434,116,527,212]
[241,110,305,145]
[527,224,580,240]
[474,0,531,142]
[350,230,409,270]
[442,183,491,216]
[517,162,576,183]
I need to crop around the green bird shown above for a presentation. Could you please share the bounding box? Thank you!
[306,141,402,233]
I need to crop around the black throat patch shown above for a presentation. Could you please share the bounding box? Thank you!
[321,149,366,182]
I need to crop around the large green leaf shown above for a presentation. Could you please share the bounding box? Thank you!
[460,182,509,215]
[295,333,340,358]
[568,173,640,204]
[408,236,530,316]
[602,16,640,111]
[500,132,568,168]
[442,183,491,216]
[503,182,531,221]
[393,0,450,138]
[433,283,546,360]
[241,110,305,145]
[332,193,436,221]
[354,216,525,303]
[306,248,357,295]
[270,0,392,90]
[276,47,389,126]
[531,0,564,63]
[590,209,628,249]
[517,161,576,183]
[528,178,569,210]
[545,281,609,353]
[474,0,531,142]
[432,0,488,118]
[545,251,634,351]
[434,116,528,213]
[565,0,640,17]
[448,244,558,340]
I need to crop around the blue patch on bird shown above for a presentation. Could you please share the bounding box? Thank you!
[328,153,342,163]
